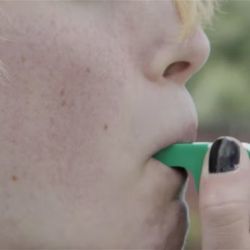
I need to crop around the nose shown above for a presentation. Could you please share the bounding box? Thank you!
[162,28,210,84]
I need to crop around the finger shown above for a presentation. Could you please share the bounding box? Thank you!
[199,136,250,250]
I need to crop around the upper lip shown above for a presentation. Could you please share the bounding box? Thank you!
[151,121,197,157]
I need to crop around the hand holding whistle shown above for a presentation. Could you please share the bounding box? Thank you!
[153,141,250,191]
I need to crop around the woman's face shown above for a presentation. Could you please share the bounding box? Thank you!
[0,1,209,248]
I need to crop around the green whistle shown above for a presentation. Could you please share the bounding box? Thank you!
[153,142,250,191]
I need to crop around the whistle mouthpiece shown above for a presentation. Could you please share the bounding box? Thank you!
[153,142,250,191]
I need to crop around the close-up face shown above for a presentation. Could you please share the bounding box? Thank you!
[0,1,210,249]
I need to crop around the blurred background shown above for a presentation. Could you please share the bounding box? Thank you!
[186,0,250,249]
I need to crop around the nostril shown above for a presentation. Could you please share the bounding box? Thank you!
[163,61,190,78]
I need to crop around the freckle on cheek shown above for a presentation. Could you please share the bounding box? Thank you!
[60,88,65,97]
[49,117,55,125]
[11,175,18,182]
[59,88,67,107]
[20,56,26,63]
[103,124,108,131]
[86,67,91,73]
[61,99,67,107]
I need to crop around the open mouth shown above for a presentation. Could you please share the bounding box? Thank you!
[170,166,189,199]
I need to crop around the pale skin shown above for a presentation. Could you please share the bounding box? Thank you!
[0,1,249,249]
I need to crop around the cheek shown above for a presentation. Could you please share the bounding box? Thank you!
[0,6,139,191]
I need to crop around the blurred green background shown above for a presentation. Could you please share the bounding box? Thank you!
[186,1,250,249]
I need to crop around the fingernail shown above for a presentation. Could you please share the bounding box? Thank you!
[209,138,240,173]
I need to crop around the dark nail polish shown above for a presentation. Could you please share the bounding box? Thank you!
[209,138,240,173]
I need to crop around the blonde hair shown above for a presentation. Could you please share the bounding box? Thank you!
[174,0,218,38]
